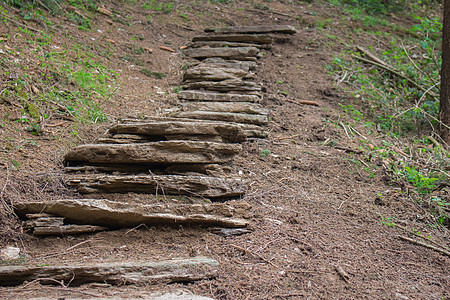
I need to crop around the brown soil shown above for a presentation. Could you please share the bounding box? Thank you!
[0,1,449,299]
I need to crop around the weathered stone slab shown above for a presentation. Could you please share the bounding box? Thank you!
[33,225,107,236]
[189,41,269,49]
[203,57,257,70]
[192,34,273,44]
[64,141,242,166]
[183,102,269,115]
[183,65,249,81]
[183,79,261,93]
[66,174,246,199]
[176,111,269,125]
[107,121,246,143]
[204,25,297,34]
[198,61,250,72]
[179,90,260,102]
[65,163,227,176]
[183,47,259,60]
[118,117,268,138]
[15,199,250,228]
[0,256,218,286]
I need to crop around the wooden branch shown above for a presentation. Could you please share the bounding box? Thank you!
[335,265,350,282]
[352,54,439,98]
[230,244,279,268]
[398,235,450,257]
[356,46,389,67]
[0,11,40,32]
[285,99,320,106]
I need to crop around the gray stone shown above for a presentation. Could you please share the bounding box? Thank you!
[117,117,267,138]
[203,57,257,70]
[183,79,261,93]
[176,111,269,125]
[204,25,297,34]
[0,256,219,286]
[32,225,107,236]
[183,65,249,81]
[15,199,250,228]
[66,174,246,199]
[107,121,247,143]
[189,41,268,49]
[183,47,259,60]
[179,90,260,102]
[182,101,269,115]
[192,34,273,44]
[64,141,242,165]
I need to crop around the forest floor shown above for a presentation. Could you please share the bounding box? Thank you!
[0,0,448,299]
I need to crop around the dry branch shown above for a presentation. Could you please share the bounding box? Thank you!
[230,244,279,268]
[351,54,439,98]
[356,46,389,67]
[285,99,320,106]
[398,235,450,257]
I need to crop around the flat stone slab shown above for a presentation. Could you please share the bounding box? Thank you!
[192,34,273,44]
[0,256,218,286]
[203,57,257,70]
[107,121,247,143]
[183,79,261,93]
[183,65,249,82]
[189,41,268,49]
[66,174,246,199]
[182,102,269,115]
[64,141,242,166]
[176,111,269,125]
[183,47,259,60]
[15,199,250,228]
[118,116,268,138]
[204,25,297,34]
[179,90,260,102]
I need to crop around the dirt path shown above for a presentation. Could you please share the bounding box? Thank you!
[0,1,449,299]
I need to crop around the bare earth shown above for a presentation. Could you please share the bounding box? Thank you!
[0,1,448,299]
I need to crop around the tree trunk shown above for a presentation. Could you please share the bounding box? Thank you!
[440,0,450,145]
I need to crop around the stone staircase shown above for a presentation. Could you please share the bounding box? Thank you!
[3,25,297,290]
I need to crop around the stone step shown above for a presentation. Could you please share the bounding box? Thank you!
[204,25,297,34]
[183,47,259,60]
[183,65,251,82]
[182,101,269,115]
[119,116,268,139]
[192,34,273,44]
[182,79,261,94]
[178,90,260,102]
[66,174,246,199]
[0,256,218,286]
[65,163,231,177]
[203,57,257,70]
[176,111,269,125]
[189,40,270,49]
[106,120,247,143]
[15,199,250,228]
[64,141,242,166]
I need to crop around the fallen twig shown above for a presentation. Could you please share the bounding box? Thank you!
[45,121,68,127]
[394,224,450,251]
[0,11,40,32]
[159,46,175,52]
[398,235,450,257]
[335,265,350,282]
[340,121,351,139]
[273,134,301,141]
[230,244,279,268]
[352,54,439,98]
[285,99,320,106]
[356,46,389,67]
